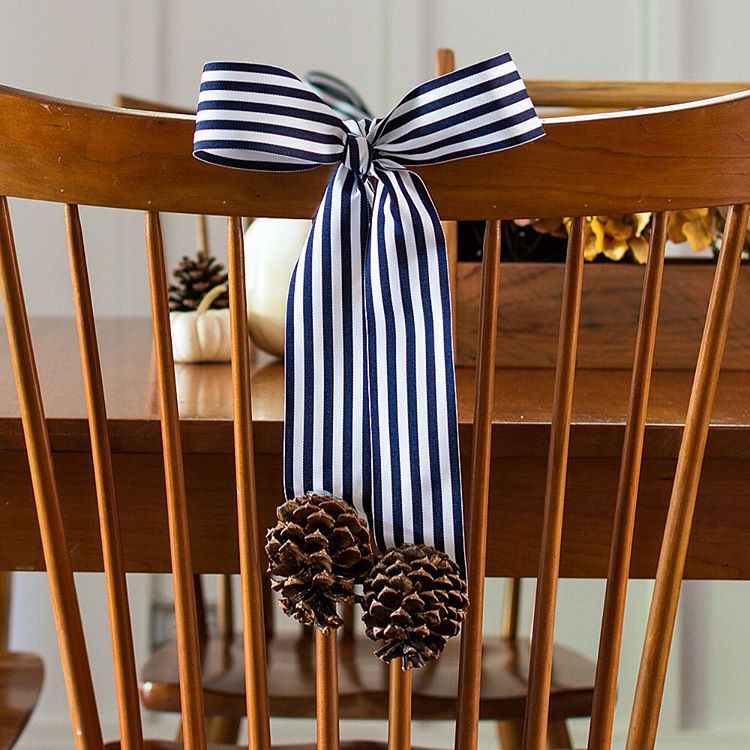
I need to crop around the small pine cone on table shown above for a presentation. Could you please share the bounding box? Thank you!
[168,252,229,312]
[265,494,374,632]
[362,543,468,670]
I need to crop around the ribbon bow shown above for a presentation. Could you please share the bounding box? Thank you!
[194,54,544,576]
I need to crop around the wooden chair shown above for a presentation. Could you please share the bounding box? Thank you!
[526,78,750,113]
[0,575,44,750]
[116,58,592,747]
[111,116,588,750]
[1,78,749,750]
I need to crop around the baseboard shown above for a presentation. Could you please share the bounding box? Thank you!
[15,714,750,750]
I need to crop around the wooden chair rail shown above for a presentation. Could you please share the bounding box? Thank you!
[2,439,750,578]
[527,78,750,109]
[118,79,750,117]
[3,84,750,218]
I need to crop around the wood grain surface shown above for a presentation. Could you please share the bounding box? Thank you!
[2,319,749,455]
[118,80,750,118]
[526,79,750,109]
[455,262,750,370]
[4,84,750,219]
[0,651,43,750]
[1,319,749,578]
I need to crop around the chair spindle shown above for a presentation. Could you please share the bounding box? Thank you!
[454,220,503,750]
[263,575,275,637]
[216,574,234,641]
[435,48,459,343]
[0,573,10,651]
[144,210,207,750]
[522,216,585,750]
[501,577,521,640]
[315,630,339,750]
[388,660,412,750]
[225,216,272,750]
[65,204,144,750]
[196,215,210,259]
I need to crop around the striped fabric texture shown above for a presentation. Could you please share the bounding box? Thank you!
[304,70,372,120]
[193,53,544,574]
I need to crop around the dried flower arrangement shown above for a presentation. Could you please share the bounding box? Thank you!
[458,208,750,264]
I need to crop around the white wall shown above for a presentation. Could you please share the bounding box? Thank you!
[4,1,750,748]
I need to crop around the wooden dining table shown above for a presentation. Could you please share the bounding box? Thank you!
[1,317,749,579]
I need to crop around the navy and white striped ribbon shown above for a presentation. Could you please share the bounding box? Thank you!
[304,71,372,120]
[194,54,544,574]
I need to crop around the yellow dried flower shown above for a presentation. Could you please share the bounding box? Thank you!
[564,214,652,263]
[515,208,725,263]
[667,209,716,251]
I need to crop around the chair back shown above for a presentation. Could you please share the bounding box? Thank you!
[527,78,750,113]
[1,80,750,750]
[118,59,750,646]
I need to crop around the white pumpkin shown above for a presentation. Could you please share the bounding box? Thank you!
[170,284,231,363]
[244,217,311,358]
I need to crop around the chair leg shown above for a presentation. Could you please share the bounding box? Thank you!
[176,715,242,744]
[546,719,573,749]
[0,571,11,651]
[206,715,242,744]
[496,718,572,750]
[496,719,524,750]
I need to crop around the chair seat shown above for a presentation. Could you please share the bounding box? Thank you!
[0,651,44,750]
[107,741,407,750]
[106,741,580,750]
[140,633,594,722]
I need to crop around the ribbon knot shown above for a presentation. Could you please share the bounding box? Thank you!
[342,122,375,178]
[193,55,544,575]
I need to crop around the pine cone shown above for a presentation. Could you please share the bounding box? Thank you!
[168,252,229,311]
[362,544,468,670]
[265,494,374,632]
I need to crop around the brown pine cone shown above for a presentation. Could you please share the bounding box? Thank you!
[168,252,229,311]
[362,544,468,670]
[265,494,374,632]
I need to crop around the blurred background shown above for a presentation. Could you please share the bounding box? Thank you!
[2,1,750,748]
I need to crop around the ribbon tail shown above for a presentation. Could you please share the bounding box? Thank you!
[283,165,373,525]
[365,169,465,576]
